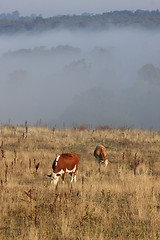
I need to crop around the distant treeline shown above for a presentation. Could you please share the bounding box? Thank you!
[0,9,160,33]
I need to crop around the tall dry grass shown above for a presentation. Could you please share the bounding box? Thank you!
[0,125,160,239]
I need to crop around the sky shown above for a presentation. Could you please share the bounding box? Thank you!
[0,0,160,17]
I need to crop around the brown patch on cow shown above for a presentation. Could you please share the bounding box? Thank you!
[54,153,79,173]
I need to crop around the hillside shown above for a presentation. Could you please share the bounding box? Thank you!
[0,10,160,34]
[0,125,160,239]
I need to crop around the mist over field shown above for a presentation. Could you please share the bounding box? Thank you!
[0,27,160,129]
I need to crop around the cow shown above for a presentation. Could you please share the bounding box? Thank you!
[48,153,80,185]
[94,145,108,166]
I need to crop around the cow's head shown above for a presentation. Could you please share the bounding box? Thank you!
[104,159,109,166]
[48,172,59,185]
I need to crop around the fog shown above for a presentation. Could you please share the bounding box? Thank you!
[0,28,160,129]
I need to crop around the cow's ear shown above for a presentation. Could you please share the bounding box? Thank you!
[47,174,52,178]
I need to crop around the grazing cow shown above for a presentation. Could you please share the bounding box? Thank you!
[48,153,80,185]
[94,145,108,166]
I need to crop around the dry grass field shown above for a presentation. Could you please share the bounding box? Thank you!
[0,125,160,239]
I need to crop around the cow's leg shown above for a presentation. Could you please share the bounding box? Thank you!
[73,173,76,182]
[97,156,101,166]
[62,173,65,183]
[70,173,74,183]
[71,172,76,183]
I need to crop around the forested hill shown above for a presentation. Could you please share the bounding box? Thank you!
[1,10,160,34]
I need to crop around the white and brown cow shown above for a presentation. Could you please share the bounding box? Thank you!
[48,153,80,185]
[94,145,108,166]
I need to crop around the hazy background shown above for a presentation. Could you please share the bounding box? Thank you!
[0,27,160,129]
[1,0,160,17]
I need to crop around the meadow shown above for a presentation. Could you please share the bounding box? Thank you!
[0,125,160,239]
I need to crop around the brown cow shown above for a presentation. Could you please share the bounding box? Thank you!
[48,153,80,184]
[94,145,108,166]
